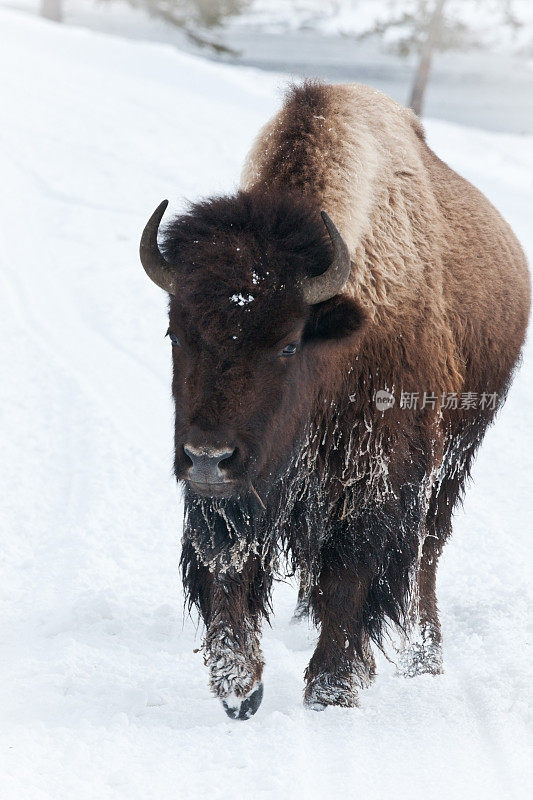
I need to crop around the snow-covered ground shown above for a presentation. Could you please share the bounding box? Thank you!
[0,9,532,800]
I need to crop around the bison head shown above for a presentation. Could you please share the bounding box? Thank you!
[140,191,366,501]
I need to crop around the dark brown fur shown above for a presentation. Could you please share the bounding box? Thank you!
[152,82,529,713]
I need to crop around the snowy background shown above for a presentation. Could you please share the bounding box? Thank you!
[7,0,533,132]
[232,0,533,48]
[0,4,532,800]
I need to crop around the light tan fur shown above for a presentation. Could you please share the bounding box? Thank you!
[241,82,530,405]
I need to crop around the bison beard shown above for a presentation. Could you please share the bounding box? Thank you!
[139,81,530,718]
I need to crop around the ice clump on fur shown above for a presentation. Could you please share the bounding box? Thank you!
[230,293,254,306]
[205,622,263,703]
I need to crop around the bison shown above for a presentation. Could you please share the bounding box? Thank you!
[139,82,530,719]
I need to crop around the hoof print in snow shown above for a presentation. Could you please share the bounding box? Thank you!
[222,682,264,720]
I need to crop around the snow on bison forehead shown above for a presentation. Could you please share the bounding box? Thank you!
[141,189,366,498]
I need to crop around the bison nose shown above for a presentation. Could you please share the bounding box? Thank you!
[183,444,235,484]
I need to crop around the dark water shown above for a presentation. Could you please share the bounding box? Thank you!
[216,30,533,135]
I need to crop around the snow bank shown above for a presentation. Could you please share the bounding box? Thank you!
[0,9,531,800]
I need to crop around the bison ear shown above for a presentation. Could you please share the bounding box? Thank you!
[304,295,366,343]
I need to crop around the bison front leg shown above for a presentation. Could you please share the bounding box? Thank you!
[304,563,375,710]
[204,567,266,720]
[182,542,268,720]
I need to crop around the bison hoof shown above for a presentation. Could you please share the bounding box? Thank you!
[290,598,310,624]
[304,674,359,711]
[397,642,443,677]
[222,682,264,721]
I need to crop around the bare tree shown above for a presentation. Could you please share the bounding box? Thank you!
[408,0,446,115]
[103,0,249,54]
[364,0,524,116]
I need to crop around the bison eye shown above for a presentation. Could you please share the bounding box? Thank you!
[279,342,298,357]
[166,330,181,347]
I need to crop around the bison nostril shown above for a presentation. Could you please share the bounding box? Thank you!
[183,444,236,483]
[218,447,237,470]
[183,446,194,468]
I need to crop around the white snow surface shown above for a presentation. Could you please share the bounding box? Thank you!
[0,10,532,800]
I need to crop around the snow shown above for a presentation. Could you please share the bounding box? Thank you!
[230,293,255,305]
[0,8,532,800]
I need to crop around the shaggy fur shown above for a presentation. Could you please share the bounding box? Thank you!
[154,81,529,714]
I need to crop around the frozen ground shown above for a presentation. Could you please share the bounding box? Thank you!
[0,9,532,800]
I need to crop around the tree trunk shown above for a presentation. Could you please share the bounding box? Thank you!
[408,0,447,116]
[40,0,63,23]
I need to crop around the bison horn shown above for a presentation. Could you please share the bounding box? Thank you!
[139,199,177,294]
[302,211,351,305]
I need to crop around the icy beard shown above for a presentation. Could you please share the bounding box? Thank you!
[181,426,326,578]
[180,407,397,579]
